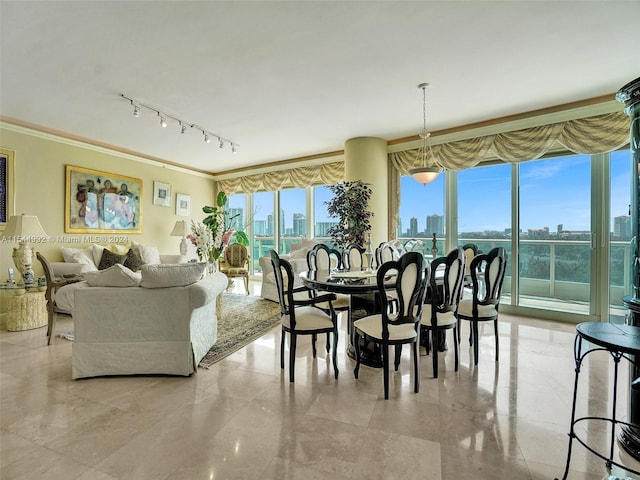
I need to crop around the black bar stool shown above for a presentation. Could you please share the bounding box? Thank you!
[556,322,640,479]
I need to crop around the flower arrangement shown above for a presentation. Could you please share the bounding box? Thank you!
[187,191,249,263]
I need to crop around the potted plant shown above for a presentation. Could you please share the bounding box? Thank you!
[325,180,374,249]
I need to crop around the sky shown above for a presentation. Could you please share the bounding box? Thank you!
[231,150,631,235]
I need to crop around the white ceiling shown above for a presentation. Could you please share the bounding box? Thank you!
[1,1,639,175]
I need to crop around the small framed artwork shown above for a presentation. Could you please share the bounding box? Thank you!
[0,147,16,231]
[153,181,171,207]
[65,165,142,233]
[175,193,191,216]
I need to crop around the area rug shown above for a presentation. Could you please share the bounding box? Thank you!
[198,294,281,368]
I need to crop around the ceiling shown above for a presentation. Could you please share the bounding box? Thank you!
[1,1,639,176]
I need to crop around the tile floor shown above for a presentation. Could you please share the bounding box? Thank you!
[2,281,640,479]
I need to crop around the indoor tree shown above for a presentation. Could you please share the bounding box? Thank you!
[325,180,374,249]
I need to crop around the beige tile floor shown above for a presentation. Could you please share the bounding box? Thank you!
[2,280,640,480]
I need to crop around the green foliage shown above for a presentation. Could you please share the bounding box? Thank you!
[324,180,374,249]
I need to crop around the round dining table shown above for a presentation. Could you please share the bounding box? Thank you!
[299,268,397,368]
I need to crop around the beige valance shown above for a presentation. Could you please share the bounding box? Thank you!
[218,161,344,194]
[390,111,629,173]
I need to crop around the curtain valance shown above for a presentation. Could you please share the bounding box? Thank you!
[389,111,629,174]
[218,161,344,194]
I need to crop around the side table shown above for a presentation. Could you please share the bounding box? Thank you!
[1,285,47,331]
[556,322,640,480]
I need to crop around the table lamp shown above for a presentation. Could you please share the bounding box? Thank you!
[170,220,189,255]
[1,214,50,284]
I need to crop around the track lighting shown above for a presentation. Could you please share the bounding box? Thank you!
[120,93,238,153]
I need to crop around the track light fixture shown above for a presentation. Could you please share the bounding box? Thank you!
[120,93,238,152]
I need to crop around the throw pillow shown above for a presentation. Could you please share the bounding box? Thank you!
[98,249,126,270]
[84,264,142,287]
[69,251,99,272]
[123,248,144,272]
[131,241,161,265]
[62,247,97,270]
[140,263,206,288]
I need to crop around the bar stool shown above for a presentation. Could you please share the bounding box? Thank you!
[556,322,640,479]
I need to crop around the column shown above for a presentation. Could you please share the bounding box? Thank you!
[344,137,388,246]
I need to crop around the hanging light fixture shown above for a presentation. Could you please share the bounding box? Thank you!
[408,83,442,185]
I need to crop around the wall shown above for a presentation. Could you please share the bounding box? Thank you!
[0,124,216,325]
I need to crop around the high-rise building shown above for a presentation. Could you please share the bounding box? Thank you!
[266,214,274,236]
[293,213,306,237]
[426,214,444,236]
[409,217,418,237]
[315,221,338,237]
[254,219,266,236]
[614,215,632,239]
[226,208,244,231]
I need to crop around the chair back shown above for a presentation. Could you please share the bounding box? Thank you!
[377,251,428,339]
[469,247,507,308]
[270,249,296,318]
[375,242,400,268]
[462,243,478,279]
[223,243,248,268]
[36,252,55,303]
[307,243,342,270]
[429,248,465,316]
[343,244,365,270]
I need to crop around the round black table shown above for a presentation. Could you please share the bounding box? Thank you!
[556,322,640,480]
[300,269,394,368]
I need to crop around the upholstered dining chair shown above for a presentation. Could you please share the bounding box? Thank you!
[461,243,478,288]
[421,247,465,378]
[353,251,428,399]
[306,243,350,313]
[374,241,400,269]
[219,243,250,295]
[270,249,339,382]
[36,252,81,345]
[342,243,366,270]
[456,247,507,365]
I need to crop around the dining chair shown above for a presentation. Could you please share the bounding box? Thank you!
[218,243,250,295]
[461,242,478,288]
[342,243,366,270]
[36,252,81,345]
[306,243,350,310]
[270,249,339,382]
[374,241,400,268]
[456,246,507,365]
[420,247,465,378]
[353,251,428,399]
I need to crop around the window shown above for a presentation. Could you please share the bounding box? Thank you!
[278,188,306,253]
[314,185,335,243]
[252,191,275,273]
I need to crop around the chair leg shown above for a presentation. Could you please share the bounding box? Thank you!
[412,342,419,393]
[354,331,361,379]
[289,333,297,382]
[473,320,480,365]
[494,318,499,362]
[326,332,330,353]
[280,328,286,370]
[382,345,389,400]
[47,310,56,345]
[311,333,317,358]
[457,317,461,344]
[453,327,459,372]
[432,329,438,378]
[394,345,402,371]
[244,275,249,295]
[332,329,339,379]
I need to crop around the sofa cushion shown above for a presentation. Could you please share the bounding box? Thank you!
[98,249,127,270]
[123,248,144,272]
[84,264,142,287]
[140,263,206,288]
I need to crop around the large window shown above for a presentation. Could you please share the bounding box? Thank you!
[314,185,335,243]
[610,149,632,320]
[252,191,274,273]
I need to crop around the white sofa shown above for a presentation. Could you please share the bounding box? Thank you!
[71,267,227,379]
[259,239,316,302]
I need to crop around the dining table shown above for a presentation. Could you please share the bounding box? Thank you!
[299,268,395,368]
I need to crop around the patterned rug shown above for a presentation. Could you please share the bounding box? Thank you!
[198,294,281,368]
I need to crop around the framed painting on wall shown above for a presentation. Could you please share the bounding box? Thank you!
[0,147,15,232]
[153,181,171,207]
[65,165,143,233]
[175,193,191,216]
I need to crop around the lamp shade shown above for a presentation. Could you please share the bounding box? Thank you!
[408,167,442,185]
[2,214,49,240]
[170,220,188,237]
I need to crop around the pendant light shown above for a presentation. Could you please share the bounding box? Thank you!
[408,83,442,185]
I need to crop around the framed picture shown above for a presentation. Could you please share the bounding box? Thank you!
[0,147,15,231]
[65,165,143,233]
[153,181,171,207]
[175,193,191,216]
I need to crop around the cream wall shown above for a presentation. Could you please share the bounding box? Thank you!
[0,125,216,323]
